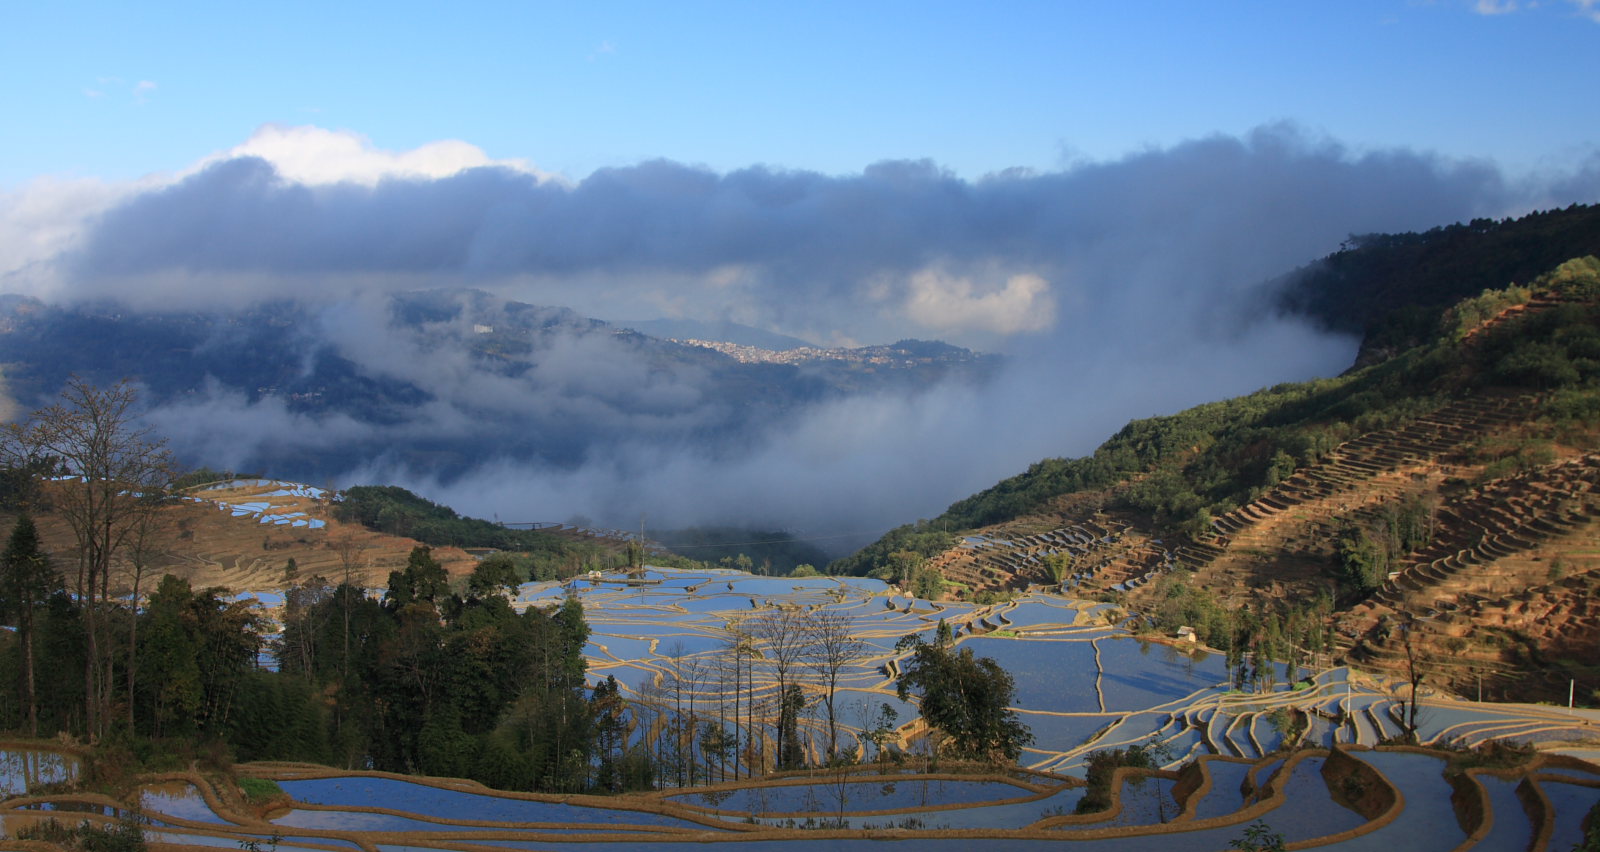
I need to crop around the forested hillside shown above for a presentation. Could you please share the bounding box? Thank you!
[1277,202,1600,360]
[836,235,1600,578]
[835,255,1600,701]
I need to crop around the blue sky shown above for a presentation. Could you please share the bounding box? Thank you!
[4,0,1597,186]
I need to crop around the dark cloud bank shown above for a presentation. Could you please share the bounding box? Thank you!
[44,124,1600,549]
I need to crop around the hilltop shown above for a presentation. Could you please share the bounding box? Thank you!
[836,252,1600,703]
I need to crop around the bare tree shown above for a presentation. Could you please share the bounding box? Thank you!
[804,610,867,762]
[119,502,170,730]
[635,675,672,790]
[1400,613,1428,742]
[1,377,174,739]
[327,530,370,680]
[751,607,810,768]
[663,642,708,786]
[718,622,757,780]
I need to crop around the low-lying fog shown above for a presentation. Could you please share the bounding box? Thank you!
[5,123,1596,551]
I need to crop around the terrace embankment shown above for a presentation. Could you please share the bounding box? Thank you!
[15,478,479,593]
[920,386,1600,702]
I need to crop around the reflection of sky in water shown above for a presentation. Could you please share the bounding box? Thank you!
[671,778,1031,813]
[0,750,78,797]
[1189,759,1253,820]
[1271,757,1364,838]
[1332,751,1464,852]
[1476,774,1535,852]
[11,552,1600,847]
[1011,712,1117,747]
[1541,779,1600,852]
[747,784,1086,830]
[959,638,1102,712]
[993,600,1080,629]
[278,777,703,828]
[140,782,229,824]
[1092,637,1229,710]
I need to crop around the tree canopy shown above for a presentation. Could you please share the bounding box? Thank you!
[894,628,1032,762]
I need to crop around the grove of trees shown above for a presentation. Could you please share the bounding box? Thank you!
[0,376,1038,793]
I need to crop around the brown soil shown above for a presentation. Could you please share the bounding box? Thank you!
[922,384,1600,702]
[13,480,478,595]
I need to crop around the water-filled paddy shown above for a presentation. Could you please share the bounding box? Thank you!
[274,808,496,832]
[1009,712,1119,749]
[1330,751,1464,852]
[1272,756,1365,838]
[1093,637,1229,710]
[9,566,1600,849]
[959,637,1102,712]
[1539,778,1600,852]
[0,749,79,798]
[1474,773,1535,852]
[275,777,704,829]
[140,782,231,824]
[988,601,1082,630]
[1188,758,1253,820]
[670,777,1034,813]
[1100,777,1178,827]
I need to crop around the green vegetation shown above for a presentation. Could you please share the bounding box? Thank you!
[1075,743,1157,813]
[1279,203,1600,350]
[1228,820,1288,852]
[16,813,148,852]
[1335,496,1434,596]
[836,255,1600,578]
[333,484,700,579]
[236,776,283,803]
[652,526,832,576]
[1139,570,1332,689]
[1575,799,1600,852]
[0,536,654,793]
[894,623,1033,762]
[169,466,248,491]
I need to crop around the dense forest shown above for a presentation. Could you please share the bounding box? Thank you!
[1277,202,1600,357]
[0,501,645,791]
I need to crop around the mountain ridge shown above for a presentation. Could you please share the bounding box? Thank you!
[0,288,997,489]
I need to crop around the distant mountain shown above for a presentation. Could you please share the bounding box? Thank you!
[616,317,819,351]
[0,289,998,486]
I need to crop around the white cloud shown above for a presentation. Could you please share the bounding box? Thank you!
[1568,0,1600,21]
[0,176,138,298]
[903,268,1056,335]
[195,124,557,187]
[1474,0,1521,14]
[1470,0,1600,18]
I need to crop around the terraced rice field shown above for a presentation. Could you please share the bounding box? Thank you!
[3,566,1598,848]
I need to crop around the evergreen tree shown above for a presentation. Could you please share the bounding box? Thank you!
[778,684,806,769]
[0,514,60,736]
[385,546,450,610]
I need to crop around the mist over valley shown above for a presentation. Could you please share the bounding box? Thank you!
[11,123,1597,545]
